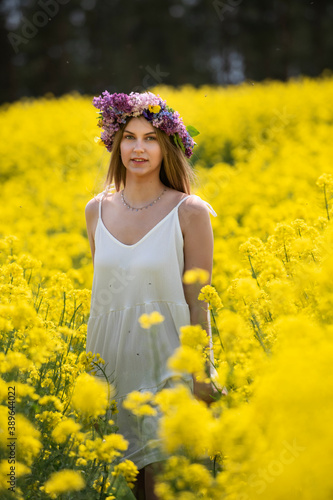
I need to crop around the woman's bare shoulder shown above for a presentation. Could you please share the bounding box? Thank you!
[179,193,210,214]
[178,193,211,232]
[85,193,103,218]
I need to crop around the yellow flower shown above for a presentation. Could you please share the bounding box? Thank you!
[123,390,157,416]
[228,277,261,304]
[75,457,87,466]
[35,410,63,428]
[148,104,161,113]
[51,418,82,444]
[93,475,111,493]
[198,285,223,311]
[183,267,210,284]
[156,456,213,497]
[96,433,128,461]
[94,136,105,146]
[239,237,265,258]
[112,460,139,489]
[316,172,333,189]
[179,324,209,350]
[167,345,206,379]
[0,352,34,374]
[71,372,111,418]
[38,395,64,412]
[155,385,214,457]
[43,469,85,498]
[138,311,165,329]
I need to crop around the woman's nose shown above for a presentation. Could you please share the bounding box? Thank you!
[133,140,144,151]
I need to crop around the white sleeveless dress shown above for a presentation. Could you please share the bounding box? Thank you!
[86,187,217,470]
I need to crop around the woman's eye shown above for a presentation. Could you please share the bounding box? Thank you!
[123,135,156,140]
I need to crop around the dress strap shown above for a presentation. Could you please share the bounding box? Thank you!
[98,184,116,219]
[180,194,217,217]
[175,195,191,210]
[205,201,217,217]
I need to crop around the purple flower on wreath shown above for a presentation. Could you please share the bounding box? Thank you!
[92,90,198,158]
[109,93,132,113]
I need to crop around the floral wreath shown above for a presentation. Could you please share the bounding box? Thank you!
[92,91,199,158]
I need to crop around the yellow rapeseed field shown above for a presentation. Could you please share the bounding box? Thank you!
[1,73,333,499]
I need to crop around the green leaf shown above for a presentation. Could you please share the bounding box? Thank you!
[166,105,175,113]
[112,475,137,499]
[173,133,185,152]
[186,125,200,137]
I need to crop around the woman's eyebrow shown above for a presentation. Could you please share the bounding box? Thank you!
[124,129,156,135]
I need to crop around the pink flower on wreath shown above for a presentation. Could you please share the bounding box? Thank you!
[92,91,199,158]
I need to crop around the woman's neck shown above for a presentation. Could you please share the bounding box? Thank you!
[121,181,167,206]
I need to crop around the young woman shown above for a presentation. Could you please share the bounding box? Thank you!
[85,91,217,500]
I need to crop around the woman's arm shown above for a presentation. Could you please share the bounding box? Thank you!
[179,197,216,404]
[180,196,214,320]
[85,197,99,267]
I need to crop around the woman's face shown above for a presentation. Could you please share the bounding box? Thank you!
[120,117,163,177]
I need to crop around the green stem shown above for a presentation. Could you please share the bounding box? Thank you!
[36,296,43,314]
[27,269,33,284]
[99,465,108,500]
[248,255,260,287]
[283,240,289,263]
[324,184,330,220]
[68,303,82,329]
[91,360,113,403]
[44,303,49,321]
[58,291,66,326]
[33,281,41,310]
[250,313,270,355]
[150,326,160,385]
[211,309,224,351]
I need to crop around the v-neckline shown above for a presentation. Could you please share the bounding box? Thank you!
[98,196,189,248]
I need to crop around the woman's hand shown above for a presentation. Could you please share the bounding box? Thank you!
[193,377,228,405]
[193,378,216,405]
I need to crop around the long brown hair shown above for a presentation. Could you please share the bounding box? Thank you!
[104,117,198,194]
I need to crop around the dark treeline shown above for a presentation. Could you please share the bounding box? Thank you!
[1,0,333,103]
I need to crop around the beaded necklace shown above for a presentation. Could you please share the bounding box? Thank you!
[121,188,167,212]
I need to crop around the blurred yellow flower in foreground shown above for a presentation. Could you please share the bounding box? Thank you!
[183,267,210,284]
[168,345,207,380]
[71,372,111,418]
[42,469,85,498]
[139,311,165,329]
[123,390,157,417]
[51,418,82,444]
